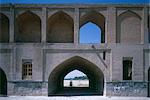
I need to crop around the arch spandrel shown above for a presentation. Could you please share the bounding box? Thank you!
[80,10,105,28]
[118,10,142,20]
[46,54,108,81]
[15,10,42,19]
[48,10,74,20]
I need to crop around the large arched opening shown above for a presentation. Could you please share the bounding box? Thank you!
[48,56,104,96]
[0,68,7,96]
[80,11,105,43]
[47,11,74,43]
[15,11,41,42]
[0,13,9,43]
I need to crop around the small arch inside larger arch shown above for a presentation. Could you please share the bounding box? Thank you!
[63,69,89,87]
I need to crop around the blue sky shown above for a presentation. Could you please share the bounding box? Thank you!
[80,22,101,43]
[0,0,149,4]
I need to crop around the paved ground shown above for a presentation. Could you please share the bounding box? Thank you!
[0,96,149,100]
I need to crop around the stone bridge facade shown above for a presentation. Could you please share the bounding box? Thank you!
[0,4,150,97]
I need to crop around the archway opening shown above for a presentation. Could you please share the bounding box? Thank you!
[48,56,104,96]
[0,13,9,43]
[15,11,41,42]
[80,11,105,43]
[0,68,7,96]
[63,70,89,87]
[79,22,101,43]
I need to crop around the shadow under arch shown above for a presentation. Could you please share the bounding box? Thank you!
[48,56,104,96]
[0,68,7,96]
[47,11,74,43]
[0,13,9,43]
[15,11,41,42]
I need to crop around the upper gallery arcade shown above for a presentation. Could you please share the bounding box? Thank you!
[0,4,149,44]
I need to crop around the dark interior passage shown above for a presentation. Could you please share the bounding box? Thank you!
[0,68,7,96]
[0,13,9,43]
[148,68,150,97]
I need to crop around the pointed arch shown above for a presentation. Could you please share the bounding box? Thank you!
[117,10,141,43]
[80,11,105,43]
[48,56,104,96]
[15,11,41,42]
[0,13,9,43]
[0,68,7,96]
[47,11,74,43]
[80,22,101,43]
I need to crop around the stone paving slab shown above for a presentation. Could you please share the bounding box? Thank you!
[0,96,149,100]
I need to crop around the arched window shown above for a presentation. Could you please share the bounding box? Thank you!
[79,22,101,43]
[0,13,9,43]
[64,70,89,87]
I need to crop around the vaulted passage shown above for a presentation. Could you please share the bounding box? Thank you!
[48,56,104,96]
[47,11,74,43]
[0,68,7,96]
[0,13,9,43]
[15,11,41,42]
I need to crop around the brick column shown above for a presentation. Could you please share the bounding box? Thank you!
[107,7,116,43]
[74,8,79,44]
[9,7,15,43]
[41,7,47,43]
